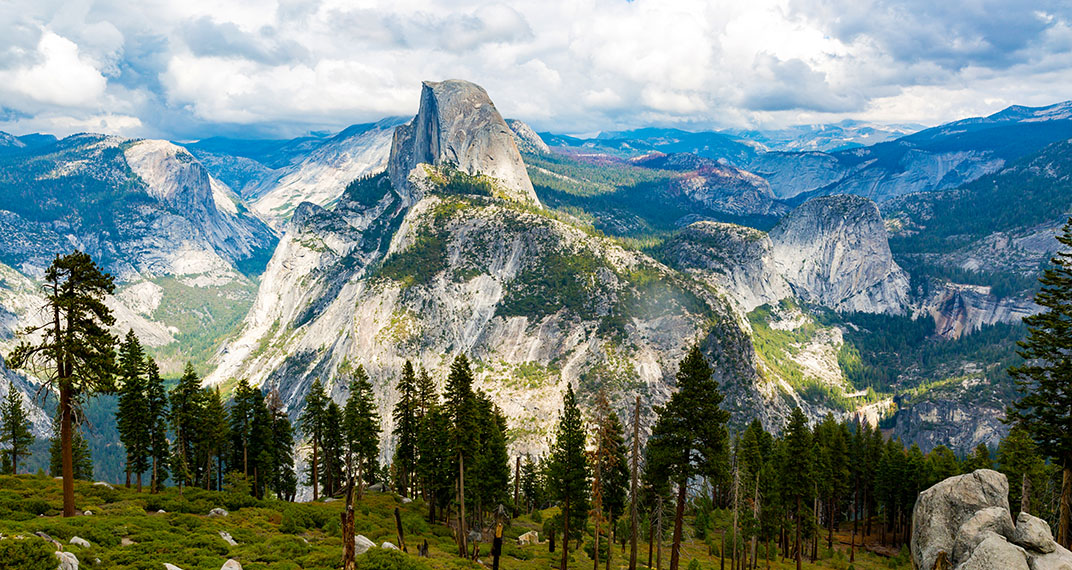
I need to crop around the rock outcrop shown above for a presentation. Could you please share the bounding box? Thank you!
[770,195,910,314]
[911,470,1072,569]
[507,119,550,154]
[389,80,540,206]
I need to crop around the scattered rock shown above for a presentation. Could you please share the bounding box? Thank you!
[911,469,1010,570]
[35,531,61,549]
[368,483,384,492]
[517,531,539,546]
[209,508,228,517]
[55,551,79,570]
[220,560,242,570]
[957,533,1029,570]
[1013,512,1057,554]
[354,535,376,555]
[953,507,1015,562]
[120,538,136,547]
[157,510,166,514]
[382,542,399,550]
[401,497,412,504]
[93,482,114,490]
[322,497,336,503]
[219,531,238,546]
[70,536,91,549]
[164,564,184,570]
[82,511,92,516]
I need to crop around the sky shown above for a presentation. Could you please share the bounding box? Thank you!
[1,0,1071,140]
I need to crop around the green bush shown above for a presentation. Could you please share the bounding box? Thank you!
[687,560,702,570]
[0,537,56,570]
[354,547,431,570]
[530,509,542,523]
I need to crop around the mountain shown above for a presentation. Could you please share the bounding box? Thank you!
[543,127,761,165]
[730,119,924,152]
[748,101,1072,203]
[186,119,404,226]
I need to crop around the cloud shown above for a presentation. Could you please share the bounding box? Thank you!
[0,0,1070,139]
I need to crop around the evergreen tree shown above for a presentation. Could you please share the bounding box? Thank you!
[417,403,454,522]
[998,424,1047,514]
[444,354,478,555]
[299,378,328,501]
[472,390,510,520]
[144,359,170,493]
[49,410,92,480]
[321,401,345,497]
[8,251,117,516]
[780,407,813,570]
[601,411,630,532]
[201,387,230,491]
[963,443,994,472]
[520,454,545,513]
[1009,217,1072,546]
[266,389,297,501]
[814,414,849,550]
[647,346,730,570]
[0,382,34,474]
[392,360,419,497]
[249,392,276,498]
[116,330,149,490]
[229,378,259,478]
[548,383,589,570]
[927,445,962,482]
[343,365,380,492]
[169,363,205,492]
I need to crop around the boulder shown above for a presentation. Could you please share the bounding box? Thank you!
[957,533,1029,570]
[911,469,1010,570]
[93,482,114,490]
[219,531,238,546]
[83,511,92,516]
[354,535,376,555]
[1013,512,1057,554]
[1028,544,1072,570]
[220,560,242,570]
[164,564,184,570]
[368,483,384,492]
[382,542,399,550]
[55,551,79,570]
[401,497,412,504]
[209,508,228,517]
[953,507,1015,562]
[517,531,539,546]
[70,536,92,549]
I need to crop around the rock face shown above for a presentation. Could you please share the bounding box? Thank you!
[507,119,550,154]
[770,195,909,314]
[666,195,908,315]
[389,80,540,206]
[911,470,1072,570]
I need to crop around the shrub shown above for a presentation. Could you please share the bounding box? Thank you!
[354,548,431,570]
[0,537,56,570]
[530,509,542,523]
[687,560,702,570]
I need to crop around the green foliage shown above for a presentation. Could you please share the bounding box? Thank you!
[0,381,35,474]
[548,384,589,545]
[393,361,419,496]
[48,412,93,481]
[378,230,448,288]
[426,166,497,198]
[354,547,431,569]
[497,249,607,320]
[345,171,393,207]
[343,365,381,489]
[0,537,55,570]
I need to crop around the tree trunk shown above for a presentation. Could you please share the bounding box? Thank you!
[561,497,570,570]
[126,467,130,488]
[342,479,356,570]
[656,495,663,570]
[670,481,685,570]
[629,396,641,570]
[459,453,469,558]
[751,471,759,570]
[648,514,654,570]
[732,464,739,570]
[311,440,319,502]
[137,472,143,493]
[60,384,75,517]
[794,497,802,570]
[151,455,158,494]
[1057,463,1070,548]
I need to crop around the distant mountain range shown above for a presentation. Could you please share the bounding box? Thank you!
[2,93,1071,482]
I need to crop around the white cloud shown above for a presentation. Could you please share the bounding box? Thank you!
[0,0,1070,138]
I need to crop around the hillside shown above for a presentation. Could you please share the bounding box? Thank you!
[0,474,909,570]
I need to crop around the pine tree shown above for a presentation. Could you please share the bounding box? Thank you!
[266,389,297,501]
[116,330,149,490]
[169,363,205,492]
[343,365,380,493]
[780,407,813,570]
[963,443,993,472]
[417,403,454,522]
[473,390,510,522]
[647,346,730,570]
[321,401,345,497]
[549,383,589,570]
[201,387,230,491]
[520,454,544,513]
[814,414,849,551]
[392,360,419,497]
[589,390,628,570]
[229,378,259,479]
[250,393,276,498]
[0,381,35,474]
[927,445,961,483]
[998,424,1047,515]
[1009,217,1072,547]
[444,354,478,556]
[49,410,92,480]
[144,359,170,493]
[8,251,117,516]
[299,378,328,501]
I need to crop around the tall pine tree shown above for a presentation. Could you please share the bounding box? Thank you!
[116,330,149,490]
[299,378,328,501]
[169,363,205,493]
[1010,217,1072,547]
[549,383,589,570]
[647,346,730,570]
[343,365,380,493]
[144,359,170,493]
[0,382,34,474]
[392,360,419,497]
[8,251,117,516]
[780,407,813,570]
[444,354,478,556]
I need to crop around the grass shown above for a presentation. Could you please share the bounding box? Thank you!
[0,474,909,570]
